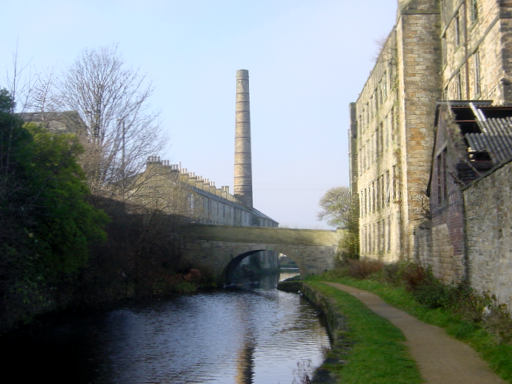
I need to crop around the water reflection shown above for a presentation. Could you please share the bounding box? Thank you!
[235,333,256,383]
[3,272,329,384]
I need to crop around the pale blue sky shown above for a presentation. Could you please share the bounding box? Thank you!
[1,0,397,229]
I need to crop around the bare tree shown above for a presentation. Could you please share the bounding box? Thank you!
[318,186,352,228]
[57,45,164,196]
[318,186,360,259]
[26,72,59,114]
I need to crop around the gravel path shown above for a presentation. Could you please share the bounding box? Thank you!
[324,282,506,384]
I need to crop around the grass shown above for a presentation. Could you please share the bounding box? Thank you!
[308,265,512,383]
[305,281,423,384]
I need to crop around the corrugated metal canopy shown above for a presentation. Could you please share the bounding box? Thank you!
[466,116,512,165]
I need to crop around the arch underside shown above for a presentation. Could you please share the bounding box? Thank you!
[223,250,268,285]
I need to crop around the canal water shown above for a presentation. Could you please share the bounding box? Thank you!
[3,273,330,384]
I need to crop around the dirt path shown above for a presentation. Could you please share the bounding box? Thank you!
[324,282,506,384]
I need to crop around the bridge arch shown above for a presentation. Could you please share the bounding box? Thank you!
[222,247,314,286]
[180,224,344,285]
[223,250,265,285]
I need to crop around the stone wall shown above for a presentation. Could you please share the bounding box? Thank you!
[398,2,442,259]
[354,26,401,262]
[353,0,441,262]
[464,161,512,311]
[440,0,512,103]
[414,220,432,268]
[427,105,468,284]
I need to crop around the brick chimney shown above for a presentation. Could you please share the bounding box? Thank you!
[234,69,253,207]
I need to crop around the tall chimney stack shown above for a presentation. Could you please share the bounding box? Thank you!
[234,69,253,207]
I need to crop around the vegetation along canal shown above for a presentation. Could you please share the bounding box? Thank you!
[3,272,330,383]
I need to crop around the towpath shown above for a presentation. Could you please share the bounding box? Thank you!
[324,282,506,384]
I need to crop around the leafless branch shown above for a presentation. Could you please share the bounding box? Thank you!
[56,45,165,195]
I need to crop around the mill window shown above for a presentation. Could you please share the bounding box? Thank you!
[385,170,390,206]
[379,122,384,155]
[456,72,462,99]
[386,216,391,252]
[392,165,399,200]
[372,181,376,213]
[382,72,387,98]
[474,51,481,97]
[441,33,446,66]
[366,187,370,215]
[188,194,195,213]
[471,0,478,23]
[367,186,370,215]
[379,175,384,209]
[376,178,381,211]
[455,12,461,47]
[436,148,448,205]
[442,148,448,202]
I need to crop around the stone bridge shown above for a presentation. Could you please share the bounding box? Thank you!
[179,224,344,284]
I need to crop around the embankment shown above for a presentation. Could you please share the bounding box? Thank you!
[299,283,349,383]
[297,281,423,384]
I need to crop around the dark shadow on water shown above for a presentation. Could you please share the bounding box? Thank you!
[1,313,108,383]
[227,272,280,290]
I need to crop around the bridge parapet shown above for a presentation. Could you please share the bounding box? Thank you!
[182,224,342,245]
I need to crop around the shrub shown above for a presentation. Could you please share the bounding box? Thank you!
[395,264,455,309]
[400,263,429,291]
[337,230,359,261]
[412,280,452,309]
[325,260,512,358]
[449,284,488,322]
[347,259,383,279]
[382,262,401,285]
[450,286,512,343]
[483,302,512,344]
[322,266,350,280]
[382,261,414,286]
[383,263,512,342]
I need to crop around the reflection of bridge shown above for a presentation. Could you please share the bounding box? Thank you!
[180,224,344,284]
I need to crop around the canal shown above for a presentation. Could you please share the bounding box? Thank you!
[3,273,330,383]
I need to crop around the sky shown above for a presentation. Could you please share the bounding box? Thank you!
[1,0,397,229]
